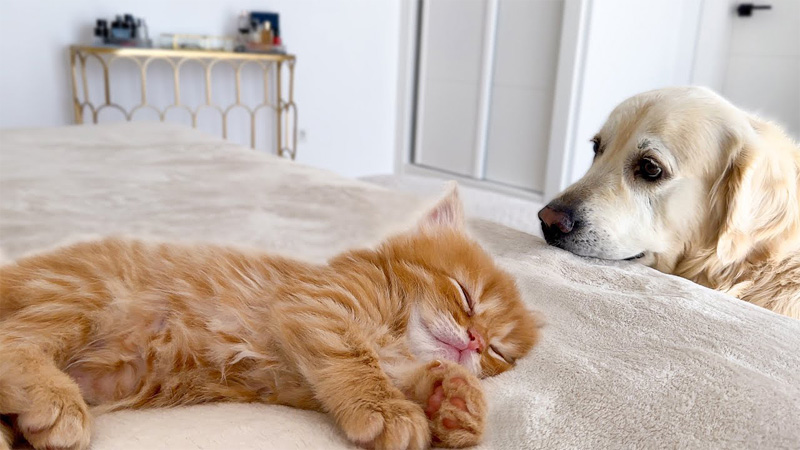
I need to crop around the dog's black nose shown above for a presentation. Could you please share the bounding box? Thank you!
[538,205,575,240]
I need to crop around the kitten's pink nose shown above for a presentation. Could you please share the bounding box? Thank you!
[466,328,485,352]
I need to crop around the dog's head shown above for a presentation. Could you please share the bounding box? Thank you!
[539,86,799,271]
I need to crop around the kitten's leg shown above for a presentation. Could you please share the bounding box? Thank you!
[398,360,487,448]
[274,307,429,450]
[0,344,91,450]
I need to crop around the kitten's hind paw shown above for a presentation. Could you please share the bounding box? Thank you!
[16,384,91,450]
[416,361,487,448]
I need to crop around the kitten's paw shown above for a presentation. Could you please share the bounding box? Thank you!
[421,361,486,448]
[0,418,14,450]
[340,398,429,450]
[16,385,91,450]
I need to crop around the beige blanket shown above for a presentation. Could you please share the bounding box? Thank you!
[1,123,798,449]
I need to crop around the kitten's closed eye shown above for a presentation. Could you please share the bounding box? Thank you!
[452,278,474,316]
[488,345,512,364]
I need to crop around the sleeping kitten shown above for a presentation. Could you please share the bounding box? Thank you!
[0,186,540,450]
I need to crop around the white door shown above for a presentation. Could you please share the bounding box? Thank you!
[412,0,565,194]
[721,0,800,139]
[413,0,487,178]
[483,0,563,192]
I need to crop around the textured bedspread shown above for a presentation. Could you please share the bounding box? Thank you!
[1,123,798,449]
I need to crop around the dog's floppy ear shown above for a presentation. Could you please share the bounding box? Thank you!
[710,119,799,264]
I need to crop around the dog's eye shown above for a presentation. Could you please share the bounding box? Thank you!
[637,157,663,181]
[591,137,601,155]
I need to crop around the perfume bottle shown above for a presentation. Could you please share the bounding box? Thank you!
[260,21,273,47]
[136,19,150,47]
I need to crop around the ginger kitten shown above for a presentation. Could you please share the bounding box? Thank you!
[0,186,540,450]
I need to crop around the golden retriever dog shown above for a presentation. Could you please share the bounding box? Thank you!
[539,86,799,319]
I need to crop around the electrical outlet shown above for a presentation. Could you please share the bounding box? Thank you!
[298,129,307,143]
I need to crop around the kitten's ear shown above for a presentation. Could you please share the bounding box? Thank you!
[419,181,464,230]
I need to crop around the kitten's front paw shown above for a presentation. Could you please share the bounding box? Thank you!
[420,361,486,448]
[0,419,14,450]
[16,384,91,450]
[340,397,429,450]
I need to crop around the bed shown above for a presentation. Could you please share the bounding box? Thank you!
[1,123,798,449]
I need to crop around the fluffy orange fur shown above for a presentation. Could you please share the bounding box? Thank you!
[0,186,540,450]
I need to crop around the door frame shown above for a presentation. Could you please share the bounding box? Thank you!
[393,0,419,176]
[542,0,590,201]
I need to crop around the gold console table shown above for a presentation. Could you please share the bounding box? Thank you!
[69,45,297,159]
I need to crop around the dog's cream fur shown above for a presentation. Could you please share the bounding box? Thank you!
[546,86,800,319]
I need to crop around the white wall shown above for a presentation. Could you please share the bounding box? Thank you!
[0,0,401,177]
[565,0,703,185]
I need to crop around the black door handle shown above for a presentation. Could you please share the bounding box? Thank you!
[737,3,772,17]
